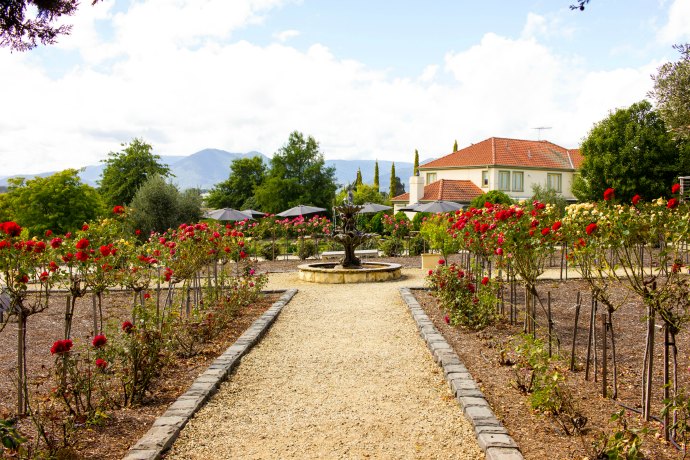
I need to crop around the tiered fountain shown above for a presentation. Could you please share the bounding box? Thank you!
[298,199,402,283]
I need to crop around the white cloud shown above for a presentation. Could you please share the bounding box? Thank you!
[0,5,661,177]
[658,0,690,43]
[521,12,575,41]
[274,29,300,42]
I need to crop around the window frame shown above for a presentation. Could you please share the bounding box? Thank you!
[426,172,437,184]
[498,170,511,191]
[547,173,562,193]
[512,171,524,192]
[481,170,489,188]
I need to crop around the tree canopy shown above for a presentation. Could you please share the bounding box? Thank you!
[335,183,388,206]
[205,156,266,210]
[373,160,380,190]
[98,138,172,207]
[253,131,337,213]
[573,100,686,202]
[649,44,690,141]
[2,169,105,235]
[469,190,513,209]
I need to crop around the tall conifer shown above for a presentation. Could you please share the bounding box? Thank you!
[389,162,396,198]
[373,161,380,189]
[413,150,419,176]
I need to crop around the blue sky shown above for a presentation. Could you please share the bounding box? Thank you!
[1,0,689,176]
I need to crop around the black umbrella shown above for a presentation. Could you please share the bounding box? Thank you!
[357,202,392,214]
[411,201,463,213]
[205,208,253,221]
[276,205,327,217]
[241,209,266,219]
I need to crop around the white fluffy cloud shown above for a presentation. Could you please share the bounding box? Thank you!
[0,3,665,176]
[658,0,690,43]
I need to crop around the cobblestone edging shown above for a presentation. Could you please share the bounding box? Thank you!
[122,289,298,460]
[399,288,524,460]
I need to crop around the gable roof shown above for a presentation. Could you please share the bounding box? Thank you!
[391,179,483,203]
[421,137,582,171]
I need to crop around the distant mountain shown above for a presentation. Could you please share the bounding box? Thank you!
[0,149,434,194]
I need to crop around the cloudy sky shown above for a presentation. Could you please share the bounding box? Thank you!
[1,0,689,176]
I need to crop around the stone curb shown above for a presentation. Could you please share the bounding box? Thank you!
[399,288,525,460]
[122,289,298,460]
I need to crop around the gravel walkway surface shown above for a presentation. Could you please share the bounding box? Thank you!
[167,269,483,459]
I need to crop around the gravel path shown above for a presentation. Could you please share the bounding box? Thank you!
[167,269,483,459]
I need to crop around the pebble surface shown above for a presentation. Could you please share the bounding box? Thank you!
[167,269,483,459]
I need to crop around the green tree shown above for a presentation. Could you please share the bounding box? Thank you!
[336,183,388,205]
[373,160,380,190]
[453,139,458,152]
[3,169,105,235]
[413,150,419,176]
[253,131,337,213]
[531,183,567,216]
[469,190,513,208]
[390,162,397,198]
[355,168,363,186]
[574,100,684,202]
[649,44,690,140]
[128,176,202,235]
[98,138,172,207]
[205,156,266,209]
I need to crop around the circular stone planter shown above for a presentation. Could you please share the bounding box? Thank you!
[298,262,402,284]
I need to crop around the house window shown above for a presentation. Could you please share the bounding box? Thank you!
[547,173,562,193]
[498,171,510,191]
[512,171,524,192]
[481,170,489,188]
[426,172,437,184]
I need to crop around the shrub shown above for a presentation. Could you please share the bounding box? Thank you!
[298,239,317,260]
[260,241,279,261]
[379,237,404,257]
[408,234,426,256]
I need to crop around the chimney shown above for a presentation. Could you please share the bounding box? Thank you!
[409,175,425,204]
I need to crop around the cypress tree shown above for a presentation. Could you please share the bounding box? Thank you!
[413,150,419,176]
[453,139,458,152]
[389,162,396,198]
[373,160,380,190]
[355,168,363,186]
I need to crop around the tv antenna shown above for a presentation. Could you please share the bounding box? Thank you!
[532,126,552,141]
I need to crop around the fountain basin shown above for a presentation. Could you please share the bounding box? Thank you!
[298,262,402,284]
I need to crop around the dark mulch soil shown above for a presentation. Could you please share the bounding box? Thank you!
[415,278,689,460]
[0,290,279,459]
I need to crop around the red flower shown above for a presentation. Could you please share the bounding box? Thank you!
[586,223,597,235]
[672,183,681,194]
[481,276,489,285]
[113,205,125,215]
[34,241,46,253]
[122,321,134,334]
[467,283,476,293]
[95,358,108,370]
[92,334,107,348]
[99,245,111,257]
[16,274,29,284]
[49,261,59,272]
[39,271,49,282]
[143,293,151,300]
[50,237,63,249]
[135,229,141,236]
[632,194,641,205]
[50,339,73,355]
[75,238,89,249]
[495,247,503,256]
[427,269,433,276]
[239,250,247,259]
[45,229,53,237]
[1,221,22,237]
[0,241,9,250]
[444,315,450,324]
[437,259,445,265]
[164,267,173,282]
[82,224,89,231]
[76,251,89,262]
[541,227,550,236]
[603,188,615,201]
[668,198,679,209]
[552,221,562,232]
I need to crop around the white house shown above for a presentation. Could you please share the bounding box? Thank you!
[392,137,582,212]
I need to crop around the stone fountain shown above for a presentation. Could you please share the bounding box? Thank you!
[298,197,402,283]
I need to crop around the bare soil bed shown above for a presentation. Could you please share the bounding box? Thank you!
[0,289,279,459]
[415,278,689,460]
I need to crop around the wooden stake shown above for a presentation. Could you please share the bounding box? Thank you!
[570,292,581,372]
[601,313,607,398]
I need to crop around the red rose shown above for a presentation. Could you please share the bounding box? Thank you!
[239,250,247,259]
[135,229,141,236]
[444,315,450,324]
[122,321,134,334]
[75,238,89,249]
[45,229,53,237]
[481,276,489,285]
[16,274,29,284]
[541,227,550,236]
[667,198,679,209]
[164,267,173,282]
[632,194,641,205]
[50,237,63,249]
[49,261,59,272]
[586,223,597,235]
[672,183,681,194]
[113,205,125,215]
[552,221,562,231]
[34,241,46,253]
[0,241,9,250]
[39,271,49,282]
[82,224,89,231]
[144,293,151,300]
[76,251,89,262]
[495,247,503,256]
[50,339,73,355]
[603,188,615,201]
[1,221,22,237]
[467,283,476,293]
[99,245,111,257]
[95,358,108,370]
[92,334,107,348]
[427,269,433,276]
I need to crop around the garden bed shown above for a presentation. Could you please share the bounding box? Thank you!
[414,279,688,459]
[0,290,280,459]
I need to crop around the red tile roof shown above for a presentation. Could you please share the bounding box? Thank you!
[391,179,483,203]
[421,137,582,171]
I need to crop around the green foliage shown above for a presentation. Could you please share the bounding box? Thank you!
[453,139,458,152]
[1,417,26,453]
[662,386,690,453]
[469,190,513,208]
[98,138,172,207]
[373,160,380,189]
[205,156,266,209]
[254,131,337,213]
[365,211,387,234]
[413,150,419,176]
[355,168,363,186]
[575,100,682,202]
[4,169,105,236]
[260,241,280,260]
[419,213,461,260]
[336,183,388,206]
[594,410,646,460]
[408,234,426,256]
[297,239,317,260]
[531,183,567,216]
[389,162,396,198]
[650,44,690,140]
[411,211,430,231]
[379,237,404,257]
[128,176,202,235]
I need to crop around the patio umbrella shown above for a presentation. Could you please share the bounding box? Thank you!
[276,204,326,217]
[241,209,266,219]
[399,202,420,211]
[411,200,463,213]
[204,208,253,221]
[357,202,392,214]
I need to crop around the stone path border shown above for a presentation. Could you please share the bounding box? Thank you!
[399,287,525,460]
[122,289,298,460]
